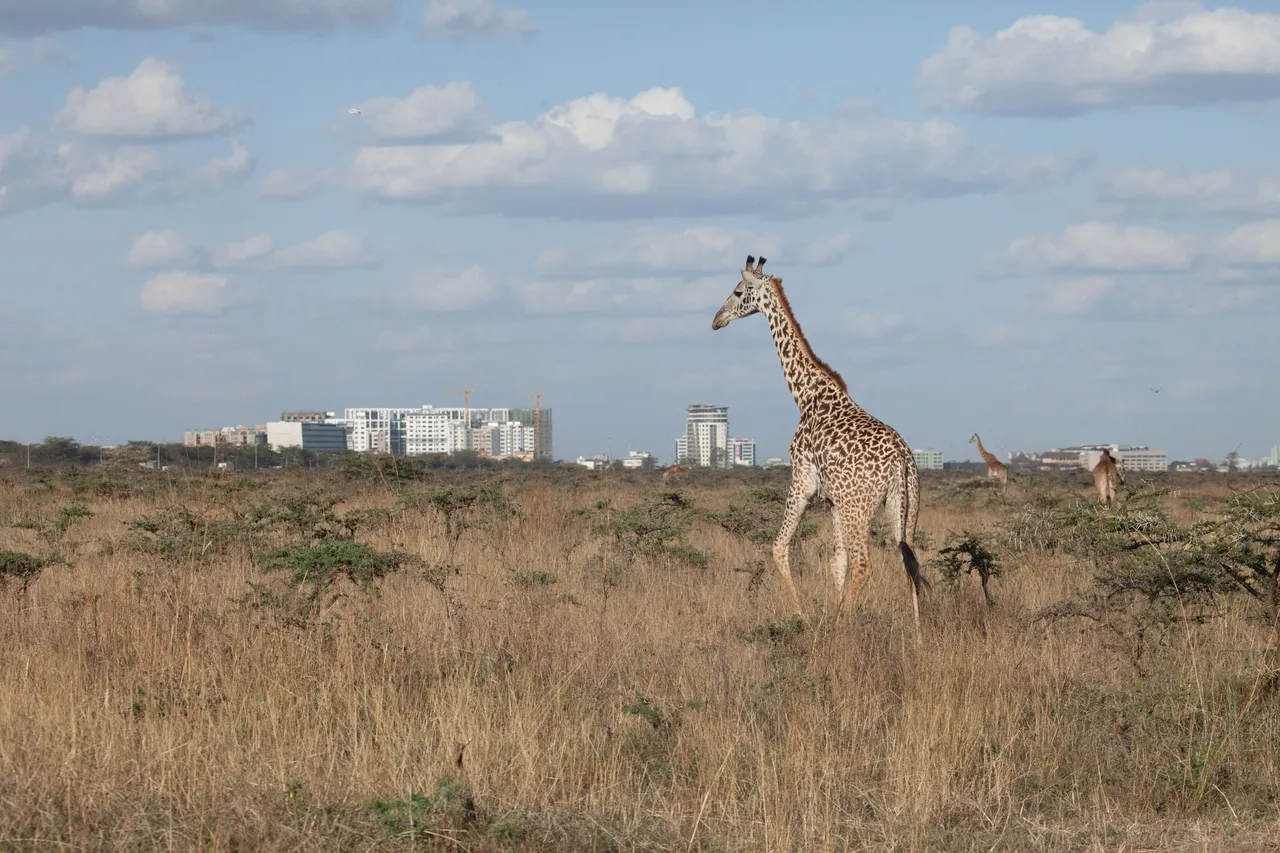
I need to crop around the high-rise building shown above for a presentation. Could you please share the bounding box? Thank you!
[912,448,944,470]
[678,404,730,468]
[727,437,756,467]
[1269,446,1280,468]
[509,407,553,460]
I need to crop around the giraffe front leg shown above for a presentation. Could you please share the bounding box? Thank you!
[773,461,819,614]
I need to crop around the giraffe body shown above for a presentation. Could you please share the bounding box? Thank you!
[1093,449,1125,507]
[712,256,926,630]
[969,433,1009,487]
[661,464,688,487]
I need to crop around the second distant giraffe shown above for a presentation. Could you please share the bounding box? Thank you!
[969,433,1009,488]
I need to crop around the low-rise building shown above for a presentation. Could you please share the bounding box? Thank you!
[265,421,349,452]
[620,451,657,470]
[727,437,756,467]
[183,425,266,447]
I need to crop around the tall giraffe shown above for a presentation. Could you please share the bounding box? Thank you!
[969,433,1009,488]
[1093,448,1125,507]
[712,255,926,629]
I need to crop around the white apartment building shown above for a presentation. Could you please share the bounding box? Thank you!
[679,403,730,468]
[912,448,944,470]
[341,408,417,455]
[727,437,757,467]
[1270,446,1280,468]
[1077,444,1168,473]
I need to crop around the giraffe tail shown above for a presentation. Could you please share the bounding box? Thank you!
[898,457,930,597]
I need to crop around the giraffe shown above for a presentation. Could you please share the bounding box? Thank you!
[1093,448,1125,507]
[711,255,927,630]
[969,433,1009,488]
[661,464,689,487]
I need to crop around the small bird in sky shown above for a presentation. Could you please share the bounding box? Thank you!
[1150,386,1162,394]
[347,107,362,115]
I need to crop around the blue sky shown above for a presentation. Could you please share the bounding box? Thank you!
[2,0,1279,464]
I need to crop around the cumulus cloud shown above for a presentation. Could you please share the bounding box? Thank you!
[346,82,487,143]
[421,0,535,42]
[127,229,378,273]
[346,84,1089,219]
[127,229,197,267]
[1041,276,1117,315]
[0,0,398,35]
[918,4,1280,115]
[270,229,377,270]
[138,271,231,316]
[401,266,497,310]
[54,58,242,140]
[1215,218,1280,267]
[1,135,251,215]
[258,166,323,199]
[1102,165,1280,217]
[535,226,857,278]
[210,234,274,269]
[517,274,729,316]
[1000,222,1197,274]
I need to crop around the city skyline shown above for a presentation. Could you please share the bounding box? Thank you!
[3,2,1279,464]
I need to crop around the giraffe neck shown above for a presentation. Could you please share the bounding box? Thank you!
[759,279,849,410]
[974,435,988,459]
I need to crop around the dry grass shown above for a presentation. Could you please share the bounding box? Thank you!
[1,464,1278,852]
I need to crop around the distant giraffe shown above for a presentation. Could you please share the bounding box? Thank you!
[711,255,926,631]
[661,464,689,487]
[969,433,1009,488]
[1093,449,1125,507]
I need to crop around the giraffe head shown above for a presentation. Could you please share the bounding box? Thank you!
[711,255,776,330]
[969,434,979,445]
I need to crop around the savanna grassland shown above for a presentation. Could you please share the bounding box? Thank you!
[1,455,1278,852]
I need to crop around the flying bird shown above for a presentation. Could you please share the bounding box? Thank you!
[1150,387,1162,394]
[347,107,362,115]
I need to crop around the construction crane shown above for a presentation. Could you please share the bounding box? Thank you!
[447,387,474,426]
[521,391,544,460]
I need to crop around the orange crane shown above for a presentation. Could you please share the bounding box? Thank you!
[520,391,544,459]
[447,387,474,425]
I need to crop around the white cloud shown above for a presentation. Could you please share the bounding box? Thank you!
[54,58,242,140]
[402,266,497,310]
[210,234,274,269]
[64,144,167,201]
[518,274,727,316]
[1215,218,1280,267]
[201,139,253,182]
[839,308,910,341]
[127,229,196,267]
[796,233,857,266]
[537,227,781,277]
[918,4,1280,115]
[1001,222,1197,274]
[2,131,241,217]
[1102,166,1280,217]
[270,229,377,270]
[0,0,398,35]
[1042,276,1117,315]
[421,0,535,42]
[259,166,323,199]
[138,271,230,316]
[347,84,1088,219]
[348,81,487,142]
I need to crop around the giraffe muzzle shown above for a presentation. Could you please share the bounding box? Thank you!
[711,309,729,330]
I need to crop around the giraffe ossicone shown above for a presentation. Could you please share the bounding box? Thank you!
[711,254,927,635]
